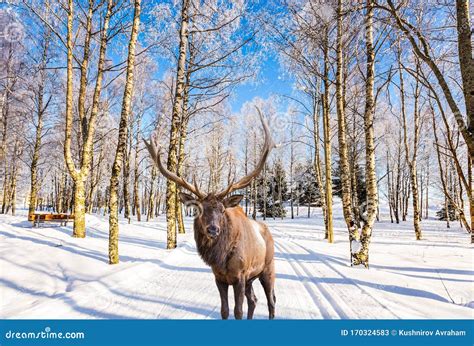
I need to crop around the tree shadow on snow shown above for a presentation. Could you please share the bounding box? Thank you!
[0,229,107,263]
[275,248,471,305]
[0,277,125,319]
[8,221,169,253]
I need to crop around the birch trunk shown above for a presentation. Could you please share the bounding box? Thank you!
[244,138,249,215]
[28,33,49,219]
[108,0,141,264]
[123,130,132,221]
[176,131,186,233]
[10,165,18,215]
[133,133,141,221]
[58,171,66,213]
[322,26,334,242]
[7,137,21,215]
[251,132,257,220]
[147,166,157,222]
[176,64,192,234]
[73,178,86,234]
[164,0,189,249]
[290,121,294,220]
[352,0,377,267]
[87,144,104,214]
[399,54,422,240]
[425,165,429,219]
[387,155,394,223]
[336,0,358,245]
[313,92,327,230]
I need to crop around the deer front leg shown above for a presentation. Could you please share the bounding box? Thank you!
[233,279,245,320]
[215,279,229,319]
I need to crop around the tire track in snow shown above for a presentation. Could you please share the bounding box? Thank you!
[274,240,349,319]
[274,241,332,318]
[272,226,401,319]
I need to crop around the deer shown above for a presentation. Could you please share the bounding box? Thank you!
[144,109,276,320]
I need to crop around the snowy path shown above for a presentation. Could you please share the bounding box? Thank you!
[0,209,472,319]
[273,228,398,319]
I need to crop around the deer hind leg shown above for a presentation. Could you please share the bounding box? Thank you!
[215,280,229,319]
[259,270,275,319]
[245,281,258,319]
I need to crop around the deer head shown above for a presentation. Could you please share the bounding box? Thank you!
[144,107,276,240]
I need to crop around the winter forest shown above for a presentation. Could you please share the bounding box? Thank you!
[0,0,473,319]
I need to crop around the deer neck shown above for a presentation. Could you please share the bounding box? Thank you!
[193,215,236,270]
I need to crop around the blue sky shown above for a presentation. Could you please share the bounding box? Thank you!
[230,57,293,113]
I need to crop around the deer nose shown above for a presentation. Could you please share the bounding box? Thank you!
[207,225,220,238]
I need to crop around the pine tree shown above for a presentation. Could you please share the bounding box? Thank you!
[257,160,288,218]
[436,203,458,222]
[295,162,322,207]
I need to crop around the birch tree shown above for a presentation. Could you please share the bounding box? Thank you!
[28,28,52,219]
[398,51,422,239]
[336,0,358,245]
[63,0,115,237]
[108,0,141,265]
[351,0,378,267]
[161,0,190,249]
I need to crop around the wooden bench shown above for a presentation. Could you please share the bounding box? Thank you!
[29,213,74,227]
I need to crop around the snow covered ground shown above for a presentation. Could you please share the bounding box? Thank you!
[0,206,472,319]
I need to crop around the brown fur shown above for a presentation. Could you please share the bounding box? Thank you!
[185,194,276,319]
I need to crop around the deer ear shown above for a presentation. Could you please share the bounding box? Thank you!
[179,192,196,204]
[223,194,244,208]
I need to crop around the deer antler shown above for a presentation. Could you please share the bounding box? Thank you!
[216,107,276,199]
[143,132,204,199]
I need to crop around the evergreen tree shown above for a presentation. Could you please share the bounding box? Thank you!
[333,159,367,203]
[436,202,458,221]
[257,160,288,218]
[294,162,322,207]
